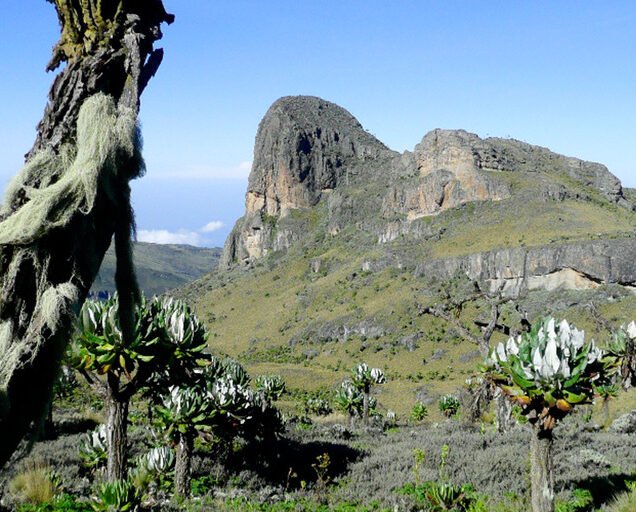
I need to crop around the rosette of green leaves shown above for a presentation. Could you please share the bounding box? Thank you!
[156,386,211,442]
[131,445,175,494]
[139,446,175,475]
[218,358,250,388]
[76,295,157,379]
[604,320,636,389]
[92,478,140,511]
[255,374,286,406]
[334,380,364,418]
[304,397,333,416]
[485,317,609,430]
[438,395,460,417]
[206,375,255,428]
[79,424,108,468]
[351,363,386,391]
[151,297,208,362]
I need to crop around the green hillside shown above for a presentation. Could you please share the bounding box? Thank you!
[92,242,221,297]
[180,198,636,420]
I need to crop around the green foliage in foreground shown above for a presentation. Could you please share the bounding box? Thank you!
[211,497,391,511]
[92,479,140,511]
[398,481,485,512]
[16,494,91,512]
[485,317,612,431]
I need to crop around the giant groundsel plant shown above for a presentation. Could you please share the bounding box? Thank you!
[485,317,613,512]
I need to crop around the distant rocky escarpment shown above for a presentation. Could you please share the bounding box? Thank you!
[413,238,636,297]
[222,95,634,295]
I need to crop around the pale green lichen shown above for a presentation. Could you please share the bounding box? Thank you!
[39,282,80,331]
[0,93,137,245]
[0,320,20,390]
[0,92,142,399]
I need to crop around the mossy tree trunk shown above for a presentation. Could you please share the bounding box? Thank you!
[175,430,194,498]
[0,0,173,468]
[530,427,554,512]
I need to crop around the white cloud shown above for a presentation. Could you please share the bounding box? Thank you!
[149,162,252,181]
[137,229,205,246]
[201,220,224,233]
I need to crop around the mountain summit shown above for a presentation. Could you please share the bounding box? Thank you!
[222,95,633,284]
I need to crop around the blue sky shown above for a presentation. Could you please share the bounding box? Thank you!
[1,1,635,247]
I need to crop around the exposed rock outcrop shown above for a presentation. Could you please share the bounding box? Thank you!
[414,238,636,297]
[222,96,392,265]
[222,95,631,270]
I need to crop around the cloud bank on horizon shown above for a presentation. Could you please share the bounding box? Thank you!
[138,219,225,246]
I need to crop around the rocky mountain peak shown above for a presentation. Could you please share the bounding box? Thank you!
[247,95,390,217]
[222,97,630,268]
[222,96,392,266]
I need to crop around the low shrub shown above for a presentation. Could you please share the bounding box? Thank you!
[16,493,91,512]
[438,395,460,418]
[410,402,428,423]
[91,479,140,512]
[399,481,484,511]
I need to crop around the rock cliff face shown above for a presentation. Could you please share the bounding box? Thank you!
[222,95,633,294]
[413,238,636,297]
[222,96,392,264]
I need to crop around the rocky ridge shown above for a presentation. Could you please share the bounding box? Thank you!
[221,95,634,295]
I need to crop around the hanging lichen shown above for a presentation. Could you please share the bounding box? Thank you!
[0,94,139,245]
[0,92,143,397]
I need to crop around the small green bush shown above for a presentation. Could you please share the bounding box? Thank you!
[91,479,140,511]
[17,494,91,512]
[438,395,460,418]
[555,488,593,512]
[399,481,483,511]
[304,397,333,416]
[78,425,107,469]
[410,402,428,423]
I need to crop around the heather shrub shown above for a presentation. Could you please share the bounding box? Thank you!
[332,422,636,508]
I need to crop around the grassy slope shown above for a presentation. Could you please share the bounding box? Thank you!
[92,242,221,296]
[182,190,636,421]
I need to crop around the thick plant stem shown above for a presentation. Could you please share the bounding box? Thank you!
[106,374,129,482]
[496,392,512,433]
[175,430,194,497]
[530,427,554,512]
[362,388,370,426]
